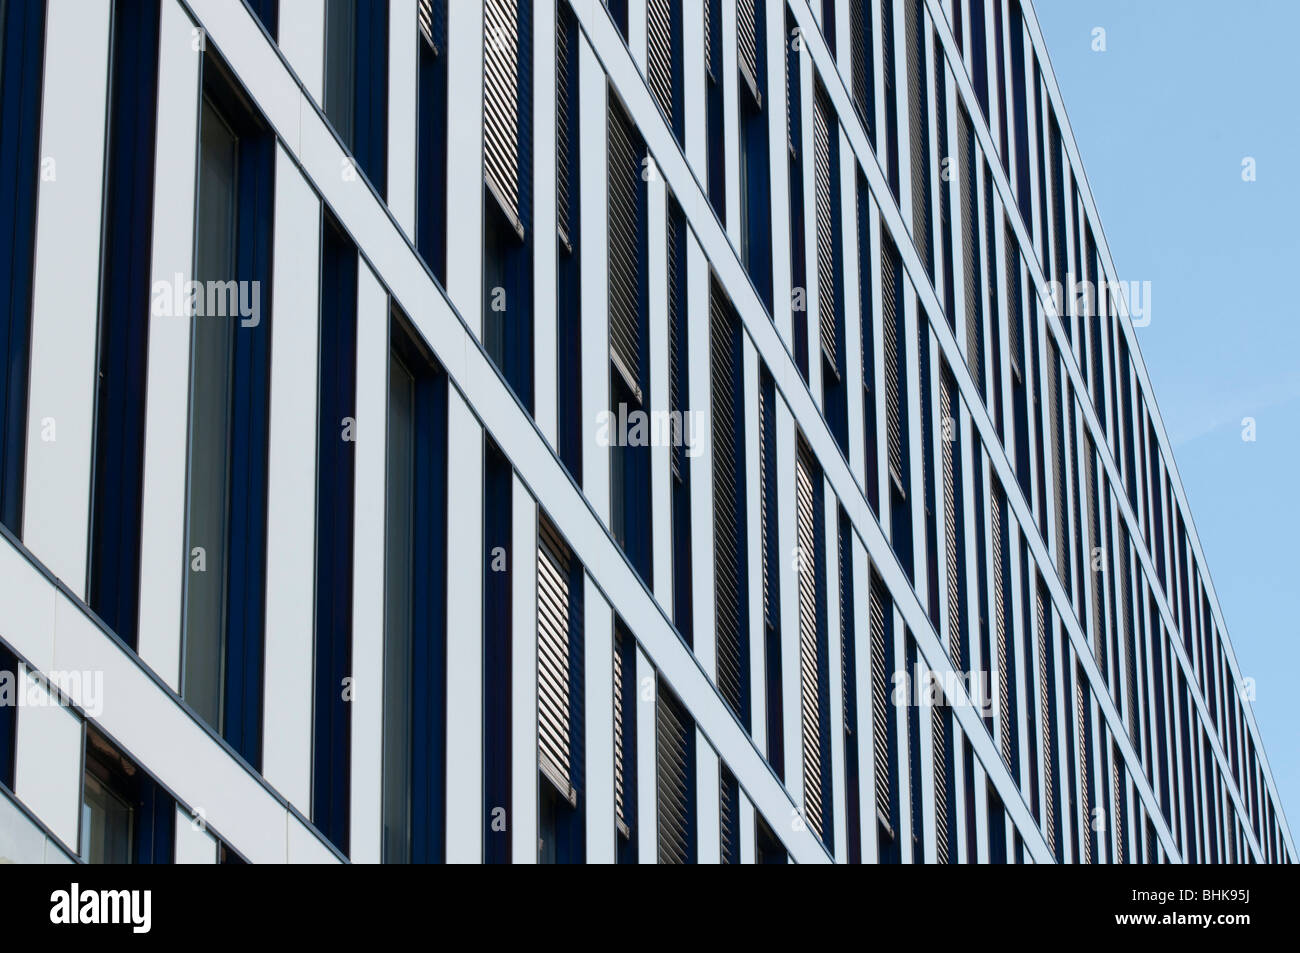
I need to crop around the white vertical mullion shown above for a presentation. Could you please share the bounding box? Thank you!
[21,0,112,596]
[800,41,822,405]
[721,0,741,248]
[825,476,847,862]
[388,0,417,237]
[766,0,793,354]
[510,479,538,862]
[262,148,321,815]
[628,0,648,71]
[137,0,201,690]
[682,0,707,178]
[534,0,559,449]
[279,0,325,103]
[349,262,389,864]
[444,389,484,862]
[635,646,658,862]
[697,734,721,862]
[585,577,616,861]
[446,0,484,329]
[579,34,611,523]
[971,747,988,862]
[687,233,716,672]
[648,174,672,609]
[13,671,83,853]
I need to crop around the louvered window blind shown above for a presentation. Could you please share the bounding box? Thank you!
[1047,343,1069,588]
[417,0,439,52]
[613,629,633,840]
[812,84,839,375]
[537,519,579,806]
[720,767,740,863]
[958,108,983,398]
[1037,576,1059,859]
[933,702,951,863]
[905,0,931,274]
[656,686,695,863]
[796,442,827,842]
[850,0,872,131]
[869,571,895,840]
[556,3,575,248]
[992,480,1012,770]
[711,285,747,724]
[1085,439,1105,674]
[737,0,761,104]
[940,366,964,668]
[484,0,524,236]
[1076,669,1093,863]
[608,97,646,403]
[647,0,684,140]
[881,235,905,494]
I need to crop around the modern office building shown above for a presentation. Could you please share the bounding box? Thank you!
[0,0,1292,865]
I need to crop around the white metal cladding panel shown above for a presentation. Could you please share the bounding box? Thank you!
[21,0,111,597]
[174,804,218,863]
[696,732,721,863]
[349,261,389,863]
[583,573,615,862]
[13,672,82,850]
[278,0,325,102]
[136,0,200,692]
[444,389,484,863]
[388,0,418,237]
[262,147,321,816]
[512,479,539,862]
[445,0,485,327]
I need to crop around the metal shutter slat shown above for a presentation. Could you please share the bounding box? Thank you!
[647,0,675,124]
[484,0,522,234]
[417,0,438,52]
[1037,579,1056,854]
[613,633,629,836]
[656,689,692,863]
[556,6,573,247]
[668,201,684,480]
[737,0,761,105]
[607,99,644,401]
[796,446,824,839]
[882,238,903,486]
[870,576,891,825]
[941,369,961,666]
[711,287,744,719]
[813,86,837,373]
[1004,223,1023,379]
[1076,672,1092,863]
[1048,344,1068,582]
[992,481,1011,768]
[959,109,983,396]
[537,522,576,805]
[905,0,930,272]
[933,703,949,863]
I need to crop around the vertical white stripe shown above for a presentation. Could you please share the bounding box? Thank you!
[13,671,82,852]
[647,174,672,608]
[635,645,657,862]
[444,389,484,862]
[279,0,326,103]
[388,0,418,238]
[137,0,201,690]
[262,148,321,815]
[533,0,559,449]
[578,33,611,522]
[765,0,793,354]
[584,578,615,861]
[686,233,716,674]
[446,0,484,329]
[721,0,740,246]
[696,733,721,862]
[510,477,538,862]
[682,0,707,181]
[628,0,648,71]
[348,262,389,863]
[743,337,765,754]
[825,476,847,862]
[21,0,111,596]
[840,128,865,488]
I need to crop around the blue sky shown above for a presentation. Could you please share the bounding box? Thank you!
[1032,0,1300,837]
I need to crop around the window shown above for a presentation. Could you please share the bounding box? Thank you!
[759,368,782,774]
[1047,341,1070,595]
[382,315,448,863]
[1006,222,1031,499]
[313,216,358,855]
[90,0,159,649]
[647,0,684,144]
[667,199,692,642]
[969,0,988,118]
[416,0,448,283]
[704,0,725,222]
[181,55,275,769]
[739,0,772,311]
[756,812,786,863]
[711,282,749,728]
[984,161,1004,435]
[484,0,534,410]
[1020,536,1040,819]
[934,46,956,326]
[820,0,836,53]
[1084,438,1105,673]
[785,7,809,380]
[957,108,984,400]
[606,0,629,38]
[904,0,933,276]
[557,3,582,480]
[796,441,832,849]
[656,684,696,863]
[880,0,900,197]
[720,766,740,863]
[247,0,278,37]
[838,508,862,862]
[483,441,513,863]
[870,569,900,862]
[608,96,653,584]
[905,639,922,862]
[917,315,938,621]
[992,479,1016,777]
[987,782,1007,863]
[850,0,874,136]
[971,436,991,736]
[1076,665,1096,863]
[1008,0,1031,224]
[856,172,879,516]
[81,727,173,864]
[939,363,967,671]
[0,0,44,536]
[812,83,847,455]
[932,701,957,863]
[881,234,911,576]
[614,623,638,861]
[538,517,586,862]
[324,0,387,195]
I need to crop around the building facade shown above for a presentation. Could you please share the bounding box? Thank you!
[0,0,1292,864]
